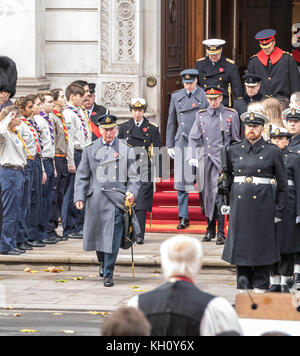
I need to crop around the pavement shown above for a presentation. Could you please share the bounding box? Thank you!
[0,231,238,312]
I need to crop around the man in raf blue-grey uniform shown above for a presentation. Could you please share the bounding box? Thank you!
[74,114,140,288]
[284,108,300,289]
[195,39,243,108]
[188,86,240,245]
[166,69,208,230]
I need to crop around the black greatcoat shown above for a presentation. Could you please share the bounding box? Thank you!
[275,149,300,254]
[118,117,162,212]
[222,137,288,267]
[247,49,300,98]
[195,55,243,107]
[288,134,300,155]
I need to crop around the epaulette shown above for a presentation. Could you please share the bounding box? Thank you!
[250,54,257,60]
[85,141,94,148]
[120,139,132,148]
[226,58,235,64]
[197,57,206,61]
[284,51,293,56]
[149,121,158,128]
[231,140,243,146]
[235,97,243,100]
[226,107,237,112]
[198,108,207,113]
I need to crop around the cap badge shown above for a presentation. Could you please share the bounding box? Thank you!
[135,101,142,108]
[292,108,296,116]
[185,74,191,79]
[275,128,280,136]
[105,117,111,123]
[250,113,255,121]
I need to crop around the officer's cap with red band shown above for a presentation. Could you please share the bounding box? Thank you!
[255,29,276,49]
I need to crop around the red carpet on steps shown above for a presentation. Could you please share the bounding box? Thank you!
[145,178,207,234]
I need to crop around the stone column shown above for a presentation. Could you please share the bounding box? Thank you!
[0,0,50,96]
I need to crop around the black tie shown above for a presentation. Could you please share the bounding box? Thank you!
[188,92,192,99]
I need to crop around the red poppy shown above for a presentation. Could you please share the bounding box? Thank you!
[192,103,197,108]
[227,117,231,124]
[143,127,148,133]
[114,152,119,158]
[219,67,224,73]
[91,112,96,116]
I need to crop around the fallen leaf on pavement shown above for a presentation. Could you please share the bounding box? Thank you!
[132,289,147,293]
[53,312,63,316]
[43,267,64,273]
[89,311,111,316]
[55,279,68,283]
[14,313,21,317]
[20,329,38,333]
[71,277,85,281]
[129,285,140,289]
[61,330,75,334]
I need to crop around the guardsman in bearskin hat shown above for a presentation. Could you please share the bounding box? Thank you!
[118,98,162,244]
[195,39,243,107]
[221,112,288,292]
[0,56,17,112]
[247,29,300,98]
[268,124,300,293]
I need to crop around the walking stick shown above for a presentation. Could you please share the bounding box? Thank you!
[125,196,135,279]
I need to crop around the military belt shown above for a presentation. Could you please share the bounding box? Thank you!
[234,176,277,185]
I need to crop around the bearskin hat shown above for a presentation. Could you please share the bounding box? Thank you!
[0,56,17,98]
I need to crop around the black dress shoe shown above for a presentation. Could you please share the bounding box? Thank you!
[17,243,33,251]
[65,232,83,239]
[1,249,22,256]
[281,285,290,293]
[27,241,46,247]
[216,233,225,245]
[99,263,104,278]
[42,237,57,245]
[136,237,144,245]
[104,277,114,287]
[267,284,281,293]
[203,232,215,242]
[177,218,190,230]
[14,248,26,254]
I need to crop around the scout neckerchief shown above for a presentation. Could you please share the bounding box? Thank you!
[53,109,69,142]
[66,105,88,139]
[21,117,41,153]
[12,128,32,159]
[81,106,92,134]
[40,111,55,145]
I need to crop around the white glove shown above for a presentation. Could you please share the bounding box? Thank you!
[296,216,300,224]
[275,217,282,224]
[188,159,199,168]
[167,148,175,160]
[221,205,230,216]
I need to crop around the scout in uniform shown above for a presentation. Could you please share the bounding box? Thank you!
[195,39,243,107]
[221,112,288,292]
[188,86,240,245]
[247,29,300,98]
[268,125,300,293]
[34,91,57,244]
[118,98,162,244]
[284,108,300,289]
[14,97,40,251]
[0,108,28,255]
[47,88,69,241]
[166,69,208,230]
[74,114,140,288]
[62,84,91,239]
